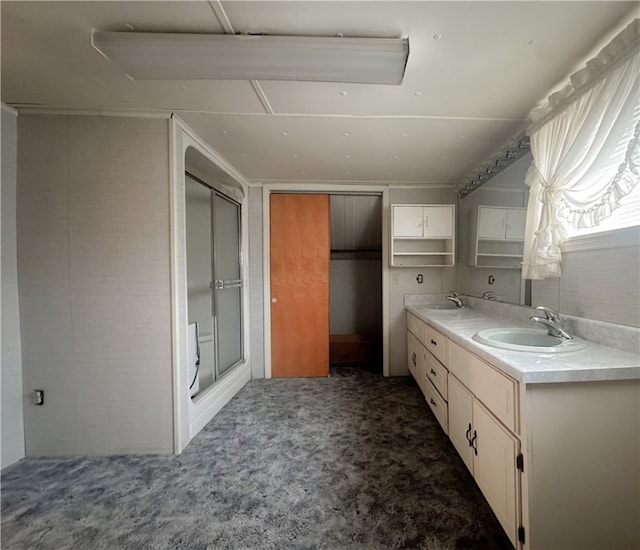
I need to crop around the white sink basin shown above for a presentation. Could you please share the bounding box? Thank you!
[473,327,586,353]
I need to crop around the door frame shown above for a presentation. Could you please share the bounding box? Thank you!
[262,184,390,378]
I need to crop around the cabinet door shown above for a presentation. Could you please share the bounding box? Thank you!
[448,375,475,473]
[477,207,507,239]
[415,344,428,395]
[473,402,519,547]
[393,206,424,237]
[423,206,453,238]
[407,331,418,380]
[505,209,526,240]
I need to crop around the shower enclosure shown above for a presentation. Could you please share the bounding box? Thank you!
[185,173,243,397]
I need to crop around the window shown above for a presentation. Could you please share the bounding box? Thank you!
[563,109,640,238]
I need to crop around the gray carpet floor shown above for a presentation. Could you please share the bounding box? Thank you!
[1,367,512,550]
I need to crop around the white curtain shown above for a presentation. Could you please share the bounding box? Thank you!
[522,19,640,279]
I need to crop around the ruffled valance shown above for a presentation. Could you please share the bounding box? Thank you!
[529,19,640,129]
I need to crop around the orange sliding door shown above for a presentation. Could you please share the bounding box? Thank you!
[270,194,330,377]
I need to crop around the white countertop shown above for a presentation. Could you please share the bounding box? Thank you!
[406,304,640,384]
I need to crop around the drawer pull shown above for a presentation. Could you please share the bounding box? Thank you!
[430,368,437,376]
[430,398,437,407]
[430,339,437,346]
[465,423,473,446]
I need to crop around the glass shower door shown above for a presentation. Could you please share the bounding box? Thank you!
[212,193,243,376]
[185,176,216,391]
[185,174,243,398]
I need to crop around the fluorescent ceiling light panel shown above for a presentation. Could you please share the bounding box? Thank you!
[92,32,409,85]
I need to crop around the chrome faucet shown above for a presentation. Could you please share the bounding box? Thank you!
[446,290,463,308]
[482,291,499,301]
[530,306,572,340]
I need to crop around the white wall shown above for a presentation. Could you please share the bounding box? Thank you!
[388,187,458,376]
[18,115,174,455]
[1,104,25,468]
[532,228,640,328]
[248,185,265,379]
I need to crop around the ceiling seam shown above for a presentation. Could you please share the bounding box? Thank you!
[175,111,528,122]
[208,1,235,34]
[207,0,273,116]
[250,81,275,114]
[254,179,455,187]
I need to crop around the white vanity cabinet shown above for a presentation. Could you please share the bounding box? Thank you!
[406,308,640,550]
[448,374,520,547]
[391,204,455,267]
[408,311,520,546]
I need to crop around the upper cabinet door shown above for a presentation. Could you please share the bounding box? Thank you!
[393,205,424,237]
[423,206,454,238]
[392,205,454,238]
[505,209,526,240]
[477,207,508,239]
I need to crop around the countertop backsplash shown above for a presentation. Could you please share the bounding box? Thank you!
[405,293,640,355]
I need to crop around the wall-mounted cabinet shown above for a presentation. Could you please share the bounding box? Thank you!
[471,206,526,268]
[391,204,455,267]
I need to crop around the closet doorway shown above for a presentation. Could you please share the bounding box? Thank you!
[329,195,382,372]
[269,193,382,377]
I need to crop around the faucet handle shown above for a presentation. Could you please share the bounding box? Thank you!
[535,306,563,324]
[448,290,459,298]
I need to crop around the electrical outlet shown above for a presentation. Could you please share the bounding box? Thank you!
[391,273,400,285]
[34,389,44,406]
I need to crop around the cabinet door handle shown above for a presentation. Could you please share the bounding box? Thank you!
[471,430,478,456]
[465,423,472,445]
[430,398,437,407]
[430,368,437,376]
[411,352,416,366]
[430,339,437,346]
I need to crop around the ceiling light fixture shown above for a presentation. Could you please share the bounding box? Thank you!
[92,31,409,85]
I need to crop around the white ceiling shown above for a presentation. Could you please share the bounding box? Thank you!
[2,1,637,187]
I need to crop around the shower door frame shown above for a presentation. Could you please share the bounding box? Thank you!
[171,116,251,455]
[186,172,245,390]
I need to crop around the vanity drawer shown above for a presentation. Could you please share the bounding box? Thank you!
[425,379,448,434]
[425,325,447,364]
[448,340,518,432]
[425,350,448,400]
[407,312,425,342]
